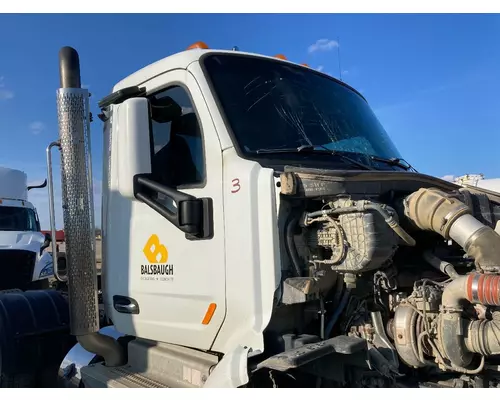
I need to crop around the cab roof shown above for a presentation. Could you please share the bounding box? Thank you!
[112,48,364,100]
[113,49,291,91]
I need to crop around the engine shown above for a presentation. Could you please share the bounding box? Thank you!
[271,168,500,388]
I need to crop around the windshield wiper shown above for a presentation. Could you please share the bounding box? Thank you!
[255,145,374,171]
[369,155,417,172]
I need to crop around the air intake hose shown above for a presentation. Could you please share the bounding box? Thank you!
[404,188,500,272]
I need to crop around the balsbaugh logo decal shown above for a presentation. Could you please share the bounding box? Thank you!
[141,234,174,282]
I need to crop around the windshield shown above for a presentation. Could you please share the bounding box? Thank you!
[0,206,39,232]
[202,54,402,167]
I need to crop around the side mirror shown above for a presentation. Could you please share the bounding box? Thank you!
[40,232,52,254]
[115,97,152,199]
[115,97,213,240]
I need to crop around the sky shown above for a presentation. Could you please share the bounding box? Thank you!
[0,14,498,229]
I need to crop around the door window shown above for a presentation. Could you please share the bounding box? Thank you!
[149,86,205,188]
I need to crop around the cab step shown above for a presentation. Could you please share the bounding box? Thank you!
[81,363,167,388]
[80,338,219,388]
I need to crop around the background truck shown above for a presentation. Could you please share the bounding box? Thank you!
[2,43,500,388]
[454,173,500,195]
[0,166,61,291]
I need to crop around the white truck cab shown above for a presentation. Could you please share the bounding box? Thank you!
[2,43,496,389]
[0,167,54,290]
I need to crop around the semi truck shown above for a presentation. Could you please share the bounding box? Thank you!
[454,174,500,196]
[0,167,61,291]
[1,43,500,388]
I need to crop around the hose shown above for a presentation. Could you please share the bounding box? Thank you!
[319,297,325,340]
[330,275,345,308]
[325,288,351,338]
[285,212,303,277]
[423,251,460,280]
[467,316,500,357]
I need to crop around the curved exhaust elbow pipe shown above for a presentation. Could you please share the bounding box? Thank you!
[59,46,82,89]
[77,333,126,367]
[404,188,500,272]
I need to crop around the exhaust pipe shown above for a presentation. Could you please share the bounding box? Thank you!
[56,46,125,367]
[404,187,500,273]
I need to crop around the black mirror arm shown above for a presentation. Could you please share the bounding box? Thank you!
[135,174,196,203]
[133,174,203,236]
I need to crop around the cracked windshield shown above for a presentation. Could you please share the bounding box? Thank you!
[202,53,402,166]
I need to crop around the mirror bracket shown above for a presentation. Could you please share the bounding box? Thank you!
[133,174,213,240]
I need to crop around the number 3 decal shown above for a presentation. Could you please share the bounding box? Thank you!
[231,178,241,193]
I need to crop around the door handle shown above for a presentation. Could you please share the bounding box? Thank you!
[113,295,140,314]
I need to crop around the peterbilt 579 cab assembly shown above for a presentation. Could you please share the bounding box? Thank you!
[1,43,500,388]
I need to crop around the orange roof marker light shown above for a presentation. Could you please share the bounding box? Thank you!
[187,41,209,50]
[301,63,309,67]
[274,54,287,60]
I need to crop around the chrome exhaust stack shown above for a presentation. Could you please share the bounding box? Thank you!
[54,46,125,367]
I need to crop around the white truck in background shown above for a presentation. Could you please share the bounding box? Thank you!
[454,174,500,195]
[0,167,56,291]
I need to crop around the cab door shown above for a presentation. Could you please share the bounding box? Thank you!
[105,69,226,351]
